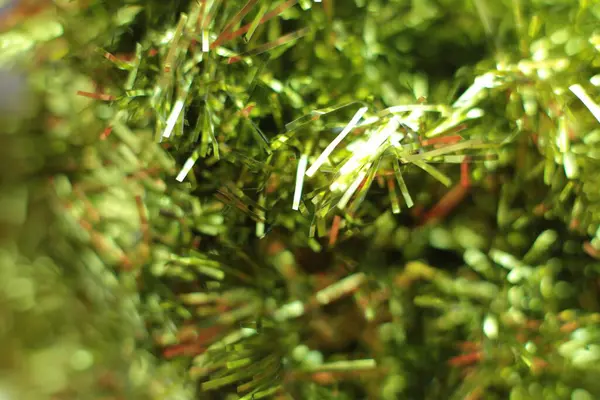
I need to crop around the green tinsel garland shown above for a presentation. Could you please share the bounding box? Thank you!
[1,0,600,399]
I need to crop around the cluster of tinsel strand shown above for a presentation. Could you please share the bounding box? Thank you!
[1,0,600,399]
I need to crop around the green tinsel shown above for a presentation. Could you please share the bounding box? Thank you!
[1,0,600,399]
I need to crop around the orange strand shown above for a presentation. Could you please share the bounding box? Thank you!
[329,215,341,247]
[448,351,482,367]
[100,126,112,140]
[211,0,298,48]
[421,134,463,147]
[584,242,600,259]
[420,184,469,225]
[461,157,471,188]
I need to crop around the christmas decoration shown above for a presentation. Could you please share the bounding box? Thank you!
[1,0,600,399]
